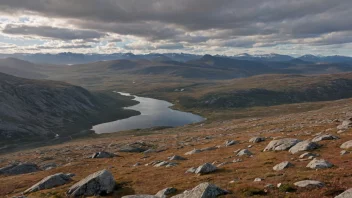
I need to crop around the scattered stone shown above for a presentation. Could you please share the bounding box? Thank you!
[340,140,352,150]
[299,152,319,159]
[294,180,325,188]
[154,161,169,167]
[24,173,73,194]
[312,134,339,142]
[92,151,115,159]
[41,162,57,170]
[200,146,218,152]
[233,159,243,163]
[254,178,263,182]
[144,149,157,154]
[340,150,349,155]
[289,140,319,154]
[171,182,228,198]
[263,138,301,151]
[133,163,141,167]
[66,169,115,197]
[306,159,333,169]
[236,149,253,156]
[185,167,196,173]
[0,163,40,175]
[249,137,265,143]
[195,163,217,174]
[185,149,202,155]
[224,140,238,147]
[337,118,352,130]
[273,161,293,171]
[168,155,187,161]
[335,188,352,198]
[119,145,146,153]
[155,187,177,198]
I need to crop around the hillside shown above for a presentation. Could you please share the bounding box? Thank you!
[0,72,139,150]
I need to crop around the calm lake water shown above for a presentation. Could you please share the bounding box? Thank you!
[92,92,205,134]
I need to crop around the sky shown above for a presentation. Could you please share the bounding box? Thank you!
[0,0,352,56]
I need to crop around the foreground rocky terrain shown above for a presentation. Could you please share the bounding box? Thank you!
[0,97,352,198]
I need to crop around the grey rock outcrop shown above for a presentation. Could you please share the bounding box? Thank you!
[168,155,187,161]
[306,159,333,169]
[119,145,146,153]
[224,140,238,147]
[0,163,40,175]
[294,180,324,188]
[92,151,115,158]
[289,140,319,154]
[155,187,177,198]
[337,118,352,130]
[264,138,301,151]
[24,173,72,194]
[171,183,227,198]
[273,161,293,171]
[340,140,352,150]
[66,169,115,197]
[195,163,217,174]
[249,137,265,143]
[335,188,352,198]
[312,134,339,142]
[236,149,253,156]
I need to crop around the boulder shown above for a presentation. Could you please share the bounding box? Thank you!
[288,140,319,154]
[335,188,352,198]
[92,151,115,159]
[224,140,238,147]
[294,180,324,188]
[24,173,72,194]
[337,118,352,130]
[306,159,333,169]
[67,169,115,197]
[299,152,319,159]
[263,138,301,151]
[236,149,253,156]
[171,183,227,198]
[168,155,187,161]
[155,187,177,198]
[249,137,265,143]
[340,140,352,150]
[119,145,146,153]
[185,167,196,173]
[0,163,40,175]
[312,134,339,142]
[273,161,293,171]
[195,163,217,174]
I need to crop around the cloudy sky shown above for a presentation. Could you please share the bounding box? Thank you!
[0,0,351,56]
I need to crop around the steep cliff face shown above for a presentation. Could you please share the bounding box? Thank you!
[0,72,138,144]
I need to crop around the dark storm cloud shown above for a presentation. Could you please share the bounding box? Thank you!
[1,0,352,47]
[2,24,106,41]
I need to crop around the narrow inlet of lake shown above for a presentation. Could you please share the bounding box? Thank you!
[92,91,205,134]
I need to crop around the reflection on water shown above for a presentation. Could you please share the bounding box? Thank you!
[92,92,205,134]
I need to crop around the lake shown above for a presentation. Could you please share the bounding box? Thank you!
[92,92,205,134]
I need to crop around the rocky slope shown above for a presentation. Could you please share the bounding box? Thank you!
[0,72,138,149]
[0,96,351,198]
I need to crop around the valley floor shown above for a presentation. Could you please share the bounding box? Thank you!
[1,98,352,198]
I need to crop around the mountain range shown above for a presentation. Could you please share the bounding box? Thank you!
[1,52,352,65]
